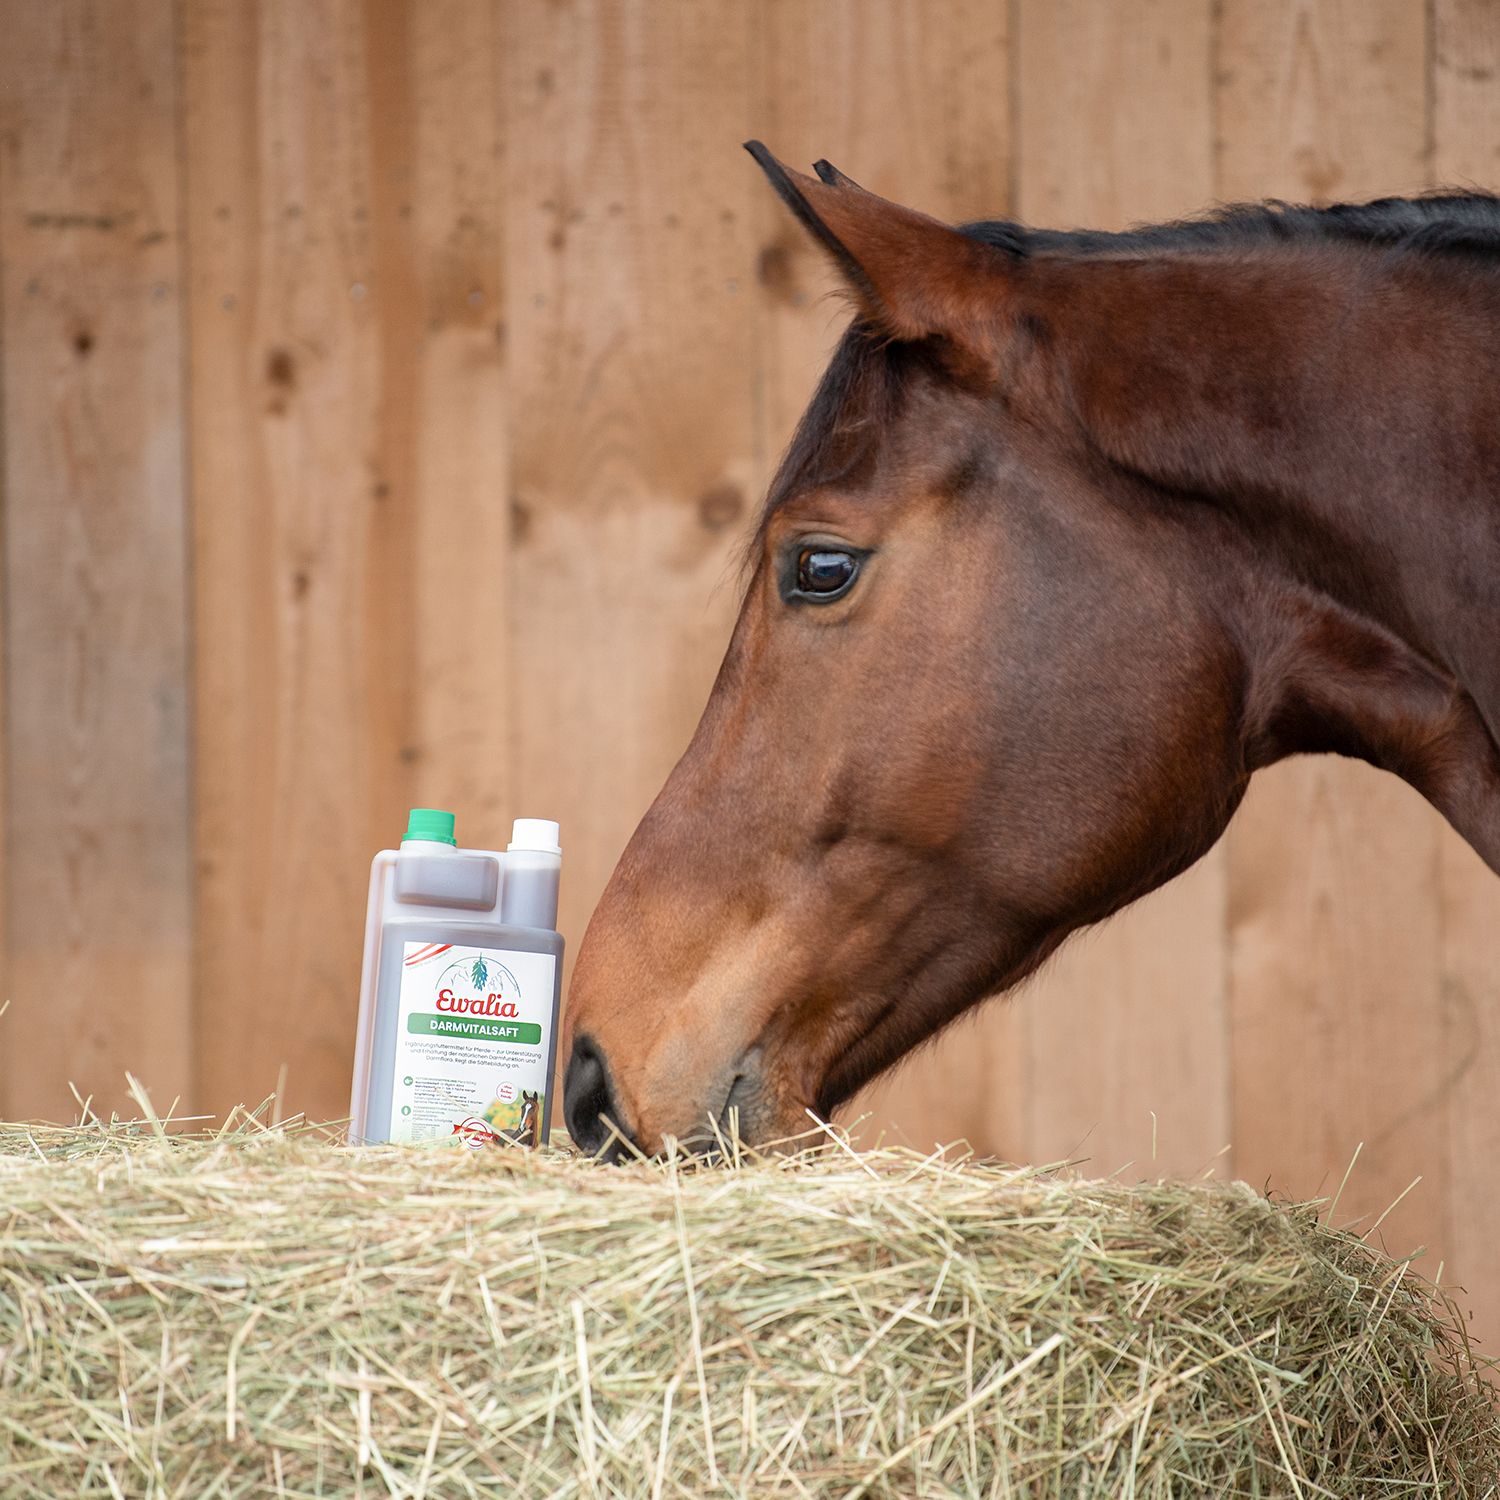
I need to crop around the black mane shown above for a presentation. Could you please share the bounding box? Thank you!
[754,191,1500,545]
[961,190,1500,261]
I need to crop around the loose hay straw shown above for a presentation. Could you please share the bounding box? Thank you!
[0,1111,1496,1497]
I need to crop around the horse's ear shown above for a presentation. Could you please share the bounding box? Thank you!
[745,141,1013,352]
[812,159,863,191]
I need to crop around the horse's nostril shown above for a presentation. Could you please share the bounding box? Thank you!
[564,1035,626,1157]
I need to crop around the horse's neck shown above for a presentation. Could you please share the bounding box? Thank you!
[1062,252,1500,722]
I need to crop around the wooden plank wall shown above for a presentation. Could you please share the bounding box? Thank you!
[3,0,1499,1347]
[0,1,195,1120]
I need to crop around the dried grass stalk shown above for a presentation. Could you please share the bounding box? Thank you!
[1,1111,1496,1497]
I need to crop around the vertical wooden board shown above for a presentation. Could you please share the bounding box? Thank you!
[752,0,1020,1157]
[1218,0,1443,1261]
[1436,0,1500,190]
[1014,0,1226,1182]
[1434,0,1500,1355]
[185,0,506,1123]
[755,0,1012,428]
[500,0,760,1096]
[1017,0,1216,229]
[0,34,6,1123]
[374,2,510,847]
[0,0,193,1120]
[184,0,390,1123]
[1218,0,1430,207]
[1437,835,1500,1349]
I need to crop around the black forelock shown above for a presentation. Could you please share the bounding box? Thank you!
[744,323,913,563]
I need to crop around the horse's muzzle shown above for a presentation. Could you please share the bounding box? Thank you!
[563,1034,634,1159]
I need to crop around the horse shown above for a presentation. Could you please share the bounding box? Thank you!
[562,142,1500,1158]
[515,1090,541,1149]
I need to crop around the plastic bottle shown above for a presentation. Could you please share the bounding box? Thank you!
[349,809,564,1147]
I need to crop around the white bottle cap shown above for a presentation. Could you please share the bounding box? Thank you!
[508,818,561,856]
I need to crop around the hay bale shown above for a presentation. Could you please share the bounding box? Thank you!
[1,1117,1495,1497]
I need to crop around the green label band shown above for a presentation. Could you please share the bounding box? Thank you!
[407,1014,543,1045]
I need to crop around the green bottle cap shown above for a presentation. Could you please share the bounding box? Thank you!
[403,808,456,846]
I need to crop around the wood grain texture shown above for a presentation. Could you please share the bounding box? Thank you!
[1015,0,1227,1182]
[1436,0,1500,192]
[754,0,1012,454]
[372,1,510,847]
[0,0,193,1120]
[1218,0,1445,1262]
[1437,833,1500,1346]
[1216,0,1430,205]
[1433,0,1500,1356]
[500,0,761,1110]
[184,0,507,1121]
[749,0,1019,1156]
[0,20,6,1123]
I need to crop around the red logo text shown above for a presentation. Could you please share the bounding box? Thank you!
[437,987,520,1018]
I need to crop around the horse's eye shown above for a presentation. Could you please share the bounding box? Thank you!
[795,549,859,598]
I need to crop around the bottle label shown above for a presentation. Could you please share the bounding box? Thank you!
[390,940,556,1147]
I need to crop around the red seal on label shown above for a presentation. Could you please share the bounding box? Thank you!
[452,1117,500,1149]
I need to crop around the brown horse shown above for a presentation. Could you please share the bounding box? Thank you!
[515,1090,541,1149]
[563,142,1500,1157]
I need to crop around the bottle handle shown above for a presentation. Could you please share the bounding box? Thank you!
[348,851,396,1142]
